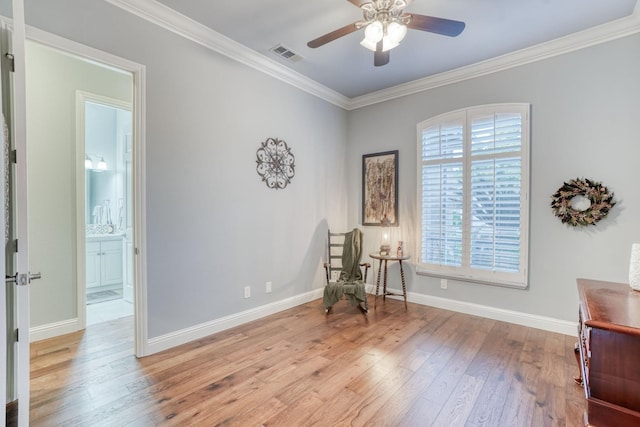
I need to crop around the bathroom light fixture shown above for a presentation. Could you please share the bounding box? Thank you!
[85,153,108,171]
[96,157,108,171]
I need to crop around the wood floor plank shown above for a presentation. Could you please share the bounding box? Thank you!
[400,396,443,426]
[30,298,586,426]
[302,388,363,426]
[360,347,440,426]
[260,391,324,426]
[217,396,287,426]
[432,373,485,426]
[334,366,416,426]
[419,326,489,405]
[464,323,528,426]
[498,327,547,426]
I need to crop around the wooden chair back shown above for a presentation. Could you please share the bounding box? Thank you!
[324,230,370,284]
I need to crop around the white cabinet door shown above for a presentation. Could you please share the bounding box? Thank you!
[85,241,101,288]
[86,238,123,288]
[101,239,123,286]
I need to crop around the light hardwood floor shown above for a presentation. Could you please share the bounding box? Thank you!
[29,298,586,426]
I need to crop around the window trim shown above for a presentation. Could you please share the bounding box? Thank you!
[415,103,530,289]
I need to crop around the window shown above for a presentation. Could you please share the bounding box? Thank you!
[416,104,530,288]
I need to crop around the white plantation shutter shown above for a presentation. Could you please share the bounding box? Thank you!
[417,104,530,288]
[420,116,464,267]
[422,162,463,267]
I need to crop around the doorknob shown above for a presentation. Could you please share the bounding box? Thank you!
[18,272,42,286]
[5,272,42,286]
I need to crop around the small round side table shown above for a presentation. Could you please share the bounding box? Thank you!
[369,252,410,310]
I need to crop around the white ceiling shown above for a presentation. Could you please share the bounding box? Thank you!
[149,0,638,99]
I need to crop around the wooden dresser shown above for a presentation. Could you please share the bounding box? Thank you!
[576,278,640,426]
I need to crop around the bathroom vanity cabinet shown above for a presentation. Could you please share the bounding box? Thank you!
[86,235,123,289]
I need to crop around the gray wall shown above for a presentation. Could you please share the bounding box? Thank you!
[24,0,348,337]
[347,34,640,322]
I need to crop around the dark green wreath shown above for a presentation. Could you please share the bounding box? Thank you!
[550,178,616,227]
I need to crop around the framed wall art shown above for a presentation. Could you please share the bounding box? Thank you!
[362,150,398,226]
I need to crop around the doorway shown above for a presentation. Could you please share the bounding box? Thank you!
[81,95,134,325]
[24,36,146,355]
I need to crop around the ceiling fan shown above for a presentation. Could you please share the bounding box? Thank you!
[307,0,465,66]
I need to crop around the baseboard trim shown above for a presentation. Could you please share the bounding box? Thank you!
[148,285,575,355]
[29,318,81,342]
[379,288,577,336]
[28,285,576,351]
[146,288,324,355]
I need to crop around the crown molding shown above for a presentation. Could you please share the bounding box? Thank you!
[104,0,640,111]
[348,11,640,109]
[103,0,350,109]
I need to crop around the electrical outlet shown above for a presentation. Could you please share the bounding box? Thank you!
[266,281,272,293]
[440,279,448,289]
[244,286,251,298]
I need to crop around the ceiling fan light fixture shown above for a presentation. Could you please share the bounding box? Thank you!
[387,21,407,44]
[364,20,384,43]
[381,36,399,52]
[306,0,466,66]
[360,38,378,51]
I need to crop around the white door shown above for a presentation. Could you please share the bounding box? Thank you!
[2,1,33,425]
[123,134,134,302]
[0,18,8,423]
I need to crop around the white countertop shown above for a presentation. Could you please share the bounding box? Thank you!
[86,233,124,240]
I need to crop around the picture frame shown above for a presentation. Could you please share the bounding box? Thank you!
[362,150,398,226]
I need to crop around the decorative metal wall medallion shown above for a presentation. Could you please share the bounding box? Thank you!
[256,137,295,190]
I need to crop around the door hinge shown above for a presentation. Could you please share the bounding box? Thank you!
[5,53,14,72]
[15,328,18,341]
[10,149,16,163]
[13,238,17,253]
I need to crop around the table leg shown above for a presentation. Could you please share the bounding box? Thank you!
[374,258,382,309]
[382,260,388,302]
[399,260,407,310]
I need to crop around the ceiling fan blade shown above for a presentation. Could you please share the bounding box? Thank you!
[407,14,466,37]
[307,22,360,48]
[374,40,389,67]
[347,0,369,6]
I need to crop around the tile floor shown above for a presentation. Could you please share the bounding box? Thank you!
[86,297,134,326]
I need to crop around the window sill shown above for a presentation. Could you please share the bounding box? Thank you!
[416,266,528,289]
